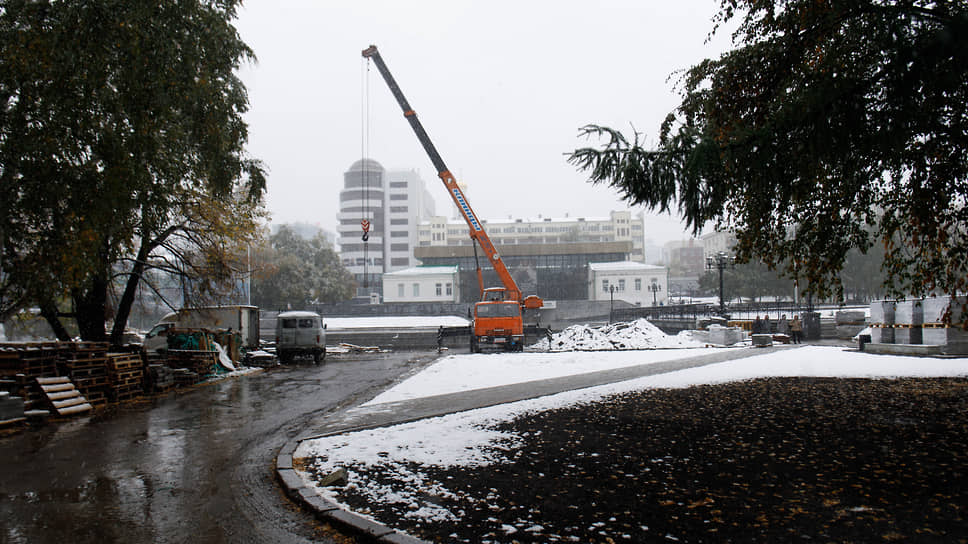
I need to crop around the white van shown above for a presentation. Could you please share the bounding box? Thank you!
[275,311,326,364]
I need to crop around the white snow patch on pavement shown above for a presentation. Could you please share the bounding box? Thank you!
[365,347,721,406]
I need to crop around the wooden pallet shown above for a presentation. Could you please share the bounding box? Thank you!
[36,377,93,416]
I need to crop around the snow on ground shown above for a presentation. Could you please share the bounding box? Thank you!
[297,344,968,525]
[324,316,468,329]
[364,348,721,406]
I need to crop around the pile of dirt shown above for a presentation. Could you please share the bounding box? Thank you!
[323,377,968,543]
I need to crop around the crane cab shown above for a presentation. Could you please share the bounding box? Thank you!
[471,300,524,352]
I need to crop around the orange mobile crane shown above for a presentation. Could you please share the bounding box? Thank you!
[362,45,543,352]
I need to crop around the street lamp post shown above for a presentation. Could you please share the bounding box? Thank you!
[609,285,615,324]
[649,281,661,306]
[705,251,735,315]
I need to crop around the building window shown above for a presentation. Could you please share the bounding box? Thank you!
[391,257,409,266]
[436,283,442,296]
[413,283,420,297]
[390,243,408,251]
[602,279,609,292]
[635,278,642,291]
[390,231,408,237]
[390,206,408,213]
[618,279,626,291]
[446,283,453,296]
[390,194,408,200]
[390,218,409,225]
[398,284,405,297]
[390,181,408,188]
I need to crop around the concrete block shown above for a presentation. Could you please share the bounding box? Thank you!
[380,531,432,544]
[835,310,866,325]
[893,326,922,345]
[277,468,304,494]
[751,334,773,347]
[895,300,924,325]
[303,494,341,513]
[326,509,395,539]
[276,454,293,470]
[923,296,968,324]
[836,324,866,340]
[869,300,895,325]
[871,326,894,344]
[706,326,744,346]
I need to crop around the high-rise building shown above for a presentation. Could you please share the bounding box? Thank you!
[337,159,436,298]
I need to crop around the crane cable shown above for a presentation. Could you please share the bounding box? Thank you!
[361,56,371,287]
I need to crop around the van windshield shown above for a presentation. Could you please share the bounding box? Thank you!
[476,302,520,318]
[281,318,298,328]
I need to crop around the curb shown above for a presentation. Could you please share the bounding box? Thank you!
[275,439,431,544]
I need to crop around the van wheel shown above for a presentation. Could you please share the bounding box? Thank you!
[280,350,292,364]
[313,350,322,364]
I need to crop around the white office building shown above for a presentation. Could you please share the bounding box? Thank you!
[337,159,436,298]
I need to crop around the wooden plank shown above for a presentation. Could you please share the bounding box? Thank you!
[47,390,80,401]
[36,377,71,385]
[58,403,92,416]
[53,396,87,410]
[40,383,76,393]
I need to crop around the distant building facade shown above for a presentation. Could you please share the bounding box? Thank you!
[337,159,436,298]
[418,211,647,263]
[588,262,669,306]
[381,266,461,303]
[415,242,633,303]
[701,230,737,256]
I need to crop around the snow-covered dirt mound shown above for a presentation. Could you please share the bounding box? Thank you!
[530,318,705,352]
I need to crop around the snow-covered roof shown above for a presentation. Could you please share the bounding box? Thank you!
[588,261,665,272]
[383,265,459,277]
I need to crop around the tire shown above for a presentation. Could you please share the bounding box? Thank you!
[313,350,321,364]
[280,350,292,364]
[470,336,479,353]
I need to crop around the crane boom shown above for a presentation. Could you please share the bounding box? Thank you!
[362,45,533,305]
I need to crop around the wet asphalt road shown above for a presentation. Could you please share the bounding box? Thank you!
[0,350,439,544]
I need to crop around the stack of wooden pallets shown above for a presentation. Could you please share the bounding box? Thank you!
[106,352,145,402]
[57,341,110,408]
[166,349,217,381]
[0,342,59,411]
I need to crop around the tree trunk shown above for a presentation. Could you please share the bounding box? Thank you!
[74,275,108,342]
[110,242,150,346]
[39,301,72,341]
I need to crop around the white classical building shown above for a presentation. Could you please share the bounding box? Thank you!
[588,262,669,306]
[381,266,461,303]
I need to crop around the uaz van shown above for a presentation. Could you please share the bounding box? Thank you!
[275,311,326,363]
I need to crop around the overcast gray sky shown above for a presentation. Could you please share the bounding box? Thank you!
[234,0,736,244]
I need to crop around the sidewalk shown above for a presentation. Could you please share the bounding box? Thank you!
[276,344,795,543]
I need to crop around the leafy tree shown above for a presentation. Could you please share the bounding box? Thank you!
[250,226,355,311]
[699,260,795,303]
[0,0,265,343]
[570,0,968,304]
